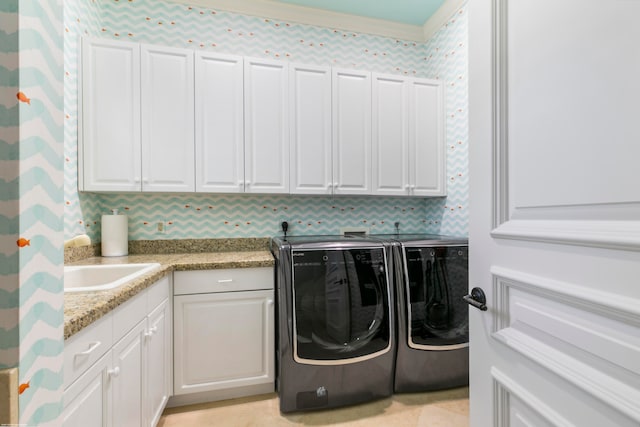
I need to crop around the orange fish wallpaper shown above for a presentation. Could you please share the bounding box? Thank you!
[17,237,31,247]
[19,382,30,395]
[16,91,31,105]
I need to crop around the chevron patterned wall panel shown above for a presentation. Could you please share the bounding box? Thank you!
[63,0,102,242]
[97,0,430,76]
[97,193,428,239]
[0,0,65,424]
[423,6,469,237]
[0,0,21,372]
[64,0,469,241]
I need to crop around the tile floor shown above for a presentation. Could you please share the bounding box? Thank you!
[158,387,469,426]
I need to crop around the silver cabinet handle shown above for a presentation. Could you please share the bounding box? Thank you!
[217,279,233,283]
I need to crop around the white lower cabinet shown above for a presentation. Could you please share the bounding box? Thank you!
[172,268,274,404]
[62,276,172,427]
[111,321,146,427]
[145,299,172,426]
[61,351,111,426]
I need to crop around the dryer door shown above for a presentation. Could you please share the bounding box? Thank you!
[404,245,468,349]
[291,247,392,364]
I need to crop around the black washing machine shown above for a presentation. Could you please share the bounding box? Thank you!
[271,236,396,413]
[370,234,469,393]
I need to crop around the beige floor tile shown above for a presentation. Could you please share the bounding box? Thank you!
[159,388,468,427]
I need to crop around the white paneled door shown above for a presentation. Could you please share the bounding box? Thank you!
[80,38,141,192]
[332,68,372,195]
[469,0,640,426]
[244,57,290,193]
[372,73,409,196]
[289,64,333,195]
[195,52,244,193]
[408,78,445,197]
[141,45,195,192]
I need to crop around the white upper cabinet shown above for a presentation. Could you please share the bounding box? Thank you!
[289,64,333,195]
[141,45,195,192]
[80,38,445,197]
[371,74,446,197]
[244,57,289,193]
[195,52,244,193]
[332,68,372,195]
[372,73,410,196]
[409,78,446,196]
[81,38,141,192]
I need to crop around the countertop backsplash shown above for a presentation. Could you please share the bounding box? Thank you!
[64,237,272,263]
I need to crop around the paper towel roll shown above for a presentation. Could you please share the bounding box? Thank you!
[101,214,128,256]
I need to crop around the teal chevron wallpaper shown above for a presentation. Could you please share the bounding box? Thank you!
[0,0,20,366]
[63,0,102,241]
[423,7,468,236]
[64,0,469,241]
[1,0,65,424]
[0,0,21,373]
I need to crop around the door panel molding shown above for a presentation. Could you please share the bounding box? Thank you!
[490,0,640,251]
[491,0,509,229]
[492,217,640,252]
[492,368,570,427]
[491,267,640,422]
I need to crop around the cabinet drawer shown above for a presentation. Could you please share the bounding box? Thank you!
[148,275,171,310]
[112,288,147,341]
[174,267,274,295]
[63,313,113,390]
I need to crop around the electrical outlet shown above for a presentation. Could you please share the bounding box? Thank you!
[340,227,369,236]
[156,221,165,234]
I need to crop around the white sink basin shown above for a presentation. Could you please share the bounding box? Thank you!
[64,263,161,292]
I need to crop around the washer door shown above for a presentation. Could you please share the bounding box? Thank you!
[404,245,469,349]
[291,247,391,364]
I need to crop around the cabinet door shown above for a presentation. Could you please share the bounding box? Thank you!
[111,321,145,427]
[80,38,141,192]
[244,58,289,193]
[409,78,446,196]
[145,299,171,427]
[141,44,195,192]
[372,73,410,196]
[174,290,275,395]
[332,68,372,195]
[62,352,111,427]
[289,64,333,195]
[195,52,244,193]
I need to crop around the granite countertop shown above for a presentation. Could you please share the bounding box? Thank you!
[64,251,274,340]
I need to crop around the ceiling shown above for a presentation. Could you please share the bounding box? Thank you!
[271,0,448,26]
[173,0,462,41]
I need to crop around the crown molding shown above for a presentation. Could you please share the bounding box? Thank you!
[423,0,467,41]
[166,0,465,43]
